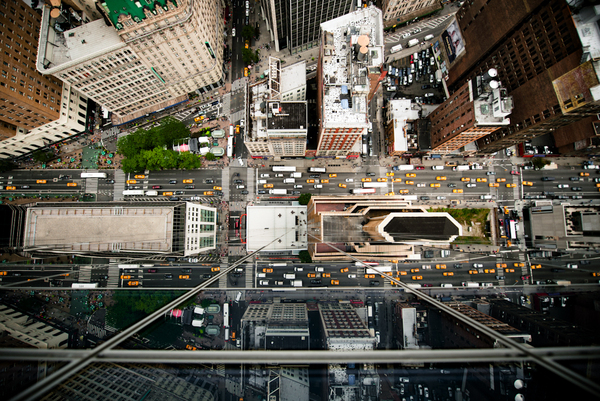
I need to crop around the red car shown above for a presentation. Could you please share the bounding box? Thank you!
[422,283,433,287]
[152,185,162,189]
[521,275,530,280]
[415,166,425,170]
[510,170,521,175]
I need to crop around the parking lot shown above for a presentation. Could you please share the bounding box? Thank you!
[383,47,446,105]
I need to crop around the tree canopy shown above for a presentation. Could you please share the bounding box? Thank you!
[242,25,255,41]
[298,193,312,205]
[106,290,184,330]
[299,250,312,263]
[117,117,201,173]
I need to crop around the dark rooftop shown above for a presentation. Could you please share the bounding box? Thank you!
[385,216,460,242]
[267,101,307,131]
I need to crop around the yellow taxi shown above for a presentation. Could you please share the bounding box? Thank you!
[365,274,375,279]
[186,344,197,351]
[163,192,174,196]
[412,275,423,280]
[36,180,47,184]
[307,179,315,183]
[452,189,463,193]
[523,181,533,186]
[120,275,131,280]
[469,270,478,274]
[340,267,349,273]
[236,125,240,133]
[405,181,415,185]
[592,272,600,277]
[321,179,329,184]
[385,192,395,196]
[194,116,204,122]
[531,264,542,269]
[476,178,487,183]
[393,178,402,183]
[436,176,447,181]
[361,178,371,182]
[406,173,416,178]
[179,275,190,280]
[244,40,249,49]
[506,268,515,273]
[329,173,337,178]
[67,183,78,187]
[307,273,316,278]
[514,262,525,267]
[399,270,407,276]
[134,175,146,179]
[263,268,273,273]
[244,67,248,77]
[0,271,6,276]
[264,184,274,188]
[435,264,446,269]
[489,183,499,187]
[203,191,213,196]
[485,269,496,274]
[126,180,137,184]
[323,273,331,278]
[6,186,16,190]
[580,172,590,177]
[213,186,222,190]
[127,281,139,286]
[410,268,419,273]
[496,178,506,183]
[377,178,388,182]
[398,189,409,194]
[386,172,394,177]
[496,263,507,268]
[506,183,517,188]
[183,179,194,184]
[461,177,470,182]
[211,267,220,272]
[443,272,454,276]
[339,183,347,188]
[331,279,340,285]
[430,183,440,188]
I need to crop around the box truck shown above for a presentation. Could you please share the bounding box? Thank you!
[407,38,419,47]
[291,280,303,287]
[269,189,287,195]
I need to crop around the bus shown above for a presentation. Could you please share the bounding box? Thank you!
[355,261,379,267]
[81,172,107,178]
[227,136,233,158]
[223,303,229,328]
[272,166,297,172]
[362,182,388,188]
[390,44,403,54]
[366,266,394,275]
[308,167,327,173]
[71,283,98,289]
[123,190,145,196]
[352,188,376,194]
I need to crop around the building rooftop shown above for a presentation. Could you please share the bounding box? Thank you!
[100,0,174,30]
[280,61,307,94]
[320,6,383,129]
[552,60,600,114]
[246,205,308,252]
[266,102,307,131]
[388,99,420,153]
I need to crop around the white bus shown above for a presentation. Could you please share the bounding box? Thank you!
[366,266,394,275]
[227,136,233,158]
[355,261,379,267]
[390,44,403,54]
[308,167,327,173]
[123,190,145,196]
[272,166,297,172]
[223,303,229,328]
[71,283,98,289]
[352,188,376,194]
[81,172,107,178]
[362,182,388,188]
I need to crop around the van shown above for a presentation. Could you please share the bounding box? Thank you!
[441,250,450,257]
[257,273,266,278]
[480,195,493,200]
[275,281,284,286]
[431,165,444,170]
[283,273,296,279]
[441,283,453,288]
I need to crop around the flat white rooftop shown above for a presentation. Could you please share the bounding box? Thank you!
[389,99,420,153]
[246,205,308,252]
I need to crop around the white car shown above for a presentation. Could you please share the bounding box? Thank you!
[466,183,476,187]
[472,263,483,268]
[348,274,356,278]
[345,178,354,182]
[417,183,426,187]
[259,280,269,285]
[421,265,431,269]
[232,28,236,37]
[294,184,303,189]
[260,173,270,178]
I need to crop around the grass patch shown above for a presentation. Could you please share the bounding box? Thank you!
[453,236,492,245]
[428,207,490,227]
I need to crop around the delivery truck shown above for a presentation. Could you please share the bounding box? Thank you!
[290,172,302,178]
[291,280,303,287]
[462,282,479,287]
[269,189,287,195]
[452,165,469,171]
[407,38,419,47]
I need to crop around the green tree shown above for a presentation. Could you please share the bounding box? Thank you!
[106,290,183,330]
[32,150,53,163]
[120,154,145,173]
[242,25,255,41]
[158,116,190,146]
[178,152,202,170]
[205,152,216,161]
[298,193,312,205]
[531,157,550,170]
[299,250,312,263]
[242,48,255,65]
[0,159,17,173]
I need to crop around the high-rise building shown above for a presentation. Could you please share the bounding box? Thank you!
[384,99,420,156]
[316,6,384,158]
[240,303,310,350]
[0,3,91,159]
[37,0,224,125]
[430,68,513,154]
[440,0,600,154]
[259,0,354,53]
[381,0,439,28]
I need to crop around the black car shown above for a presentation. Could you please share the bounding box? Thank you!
[175,191,184,195]
[181,268,192,273]
[166,257,177,261]
[453,263,463,269]
[310,279,322,285]
[580,260,591,265]
[169,197,179,201]
[258,190,267,194]
[370,280,380,286]
[107,179,115,184]
[551,268,562,273]
[202,274,212,279]
[309,174,320,178]
[420,196,430,200]
[184,185,195,189]
[447,183,457,188]
[571,187,582,191]
[367,172,376,176]
[165,274,173,279]
[241,190,249,195]
[169,180,177,184]
[205,179,214,184]
[233,179,244,184]
[291,190,300,195]
[569,177,580,181]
